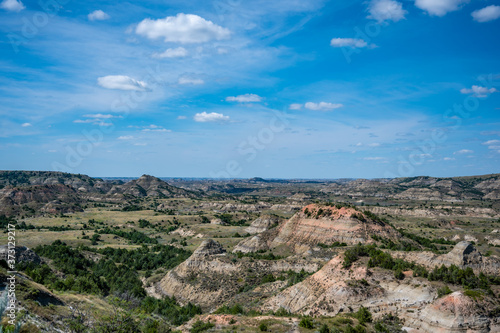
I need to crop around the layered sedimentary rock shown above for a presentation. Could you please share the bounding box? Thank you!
[270,204,400,251]
[157,239,319,310]
[392,241,500,276]
[245,215,280,234]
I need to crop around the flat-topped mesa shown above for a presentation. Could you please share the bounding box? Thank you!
[192,239,226,257]
[271,204,399,251]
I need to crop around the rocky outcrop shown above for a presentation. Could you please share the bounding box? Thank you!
[392,242,500,276]
[245,215,280,234]
[405,292,499,332]
[264,254,499,332]
[0,245,42,264]
[233,235,269,253]
[157,240,319,310]
[270,204,400,252]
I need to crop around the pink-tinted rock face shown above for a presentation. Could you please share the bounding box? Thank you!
[271,204,399,250]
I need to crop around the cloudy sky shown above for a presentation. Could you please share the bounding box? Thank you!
[0,0,499,178]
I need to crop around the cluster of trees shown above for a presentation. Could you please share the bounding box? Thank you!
[214,213,248,226]
[96,227,158,244]
[90,244,190,271]
[17,241,200,329]
[398,229,456,249]
[343,243,498,292]
[0,215,16,228]
[140,296,201,326]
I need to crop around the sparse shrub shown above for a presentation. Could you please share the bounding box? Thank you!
[259,322,268,331]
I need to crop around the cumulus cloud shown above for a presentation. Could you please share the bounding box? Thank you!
[226,94,262,103]
[97,75,147,91]
[136,13,231,44]
[177,116,187,120]
[153,47,188,58]
[472,5,500,23]
[304,102,343,111]
[194,112,229,122]
[178,76,204,85]
[460,85,497,98]
[21,122,31,127]
[414,0,469,17]
[88,10,110,21]
[0,0,25,12]
[454,149,473,154]
[330,38,375,48]
[367,0,407,22]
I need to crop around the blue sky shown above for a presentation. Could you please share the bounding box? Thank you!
[0,0,499,178]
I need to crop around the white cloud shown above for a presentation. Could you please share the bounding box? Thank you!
[304,102,343,111]
[153,47,188,58]
[136,13,231,44]
[460,85,497,98]
[118,135,134,140]
[0,0,25,12]
[454,149,474,154]
[97,75,147,91]
[482,140,500,151]
[88,10,110,21]
[83,113,117,119]
[74,114,120,126]
[21,122,31,127]
[368,143,381,147]
[363,157,385,160]
[178,76,204,85]
[289,103,302,110]
[443,157,455,161]
[194,112,229,122]
[482,140,500,145]
[367,0,407,22]
[330,38,375,48]
[226,94,262,103]
[177,116,187,120]
[74,119,112,126]
[472,5,500,23]
[414,0,469,17]
[143,128,170,132]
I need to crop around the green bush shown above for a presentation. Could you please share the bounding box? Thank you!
[299,317,314,329]
[259,322,268,331]
[437,285,452,297]
[355,307,372,325]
